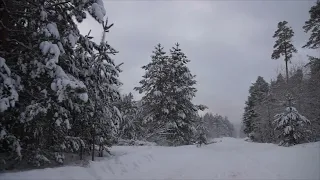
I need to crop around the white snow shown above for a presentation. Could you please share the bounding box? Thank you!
[0,57,19,112]
[89,2,106,23]
[55,118,61,127]
[78,93,88,102]
[153,90,162,96]
[162,108,169,114]
[51,67,88,102]
[2,138,319,180]
[0,129,7,139]
[65,119,71,130]
[40,10,47,21]
[178,112,186,119]
[68,34,77,47]
[114,106,122,118]
[46,23,60,39]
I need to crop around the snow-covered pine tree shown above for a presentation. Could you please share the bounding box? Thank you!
[133,99,148,140]
[0,0,121,166]
[203,113,215,138]
[194,114,207,142]
[223,116,235,137]
[165,43,206,146]
[85,19,122,159]
[117,93,140,140]
[243,98,257,139]
[273,95,311,146]
[0,0,92,166]
[250,77,270,142]
[134,43,206,146]
[242,76,269,141]
[134,44,170,144]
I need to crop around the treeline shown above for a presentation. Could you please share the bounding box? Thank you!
[241,1,320,146]
[0,0,233,170]
[196,113,235,139]
[116,94,235,145]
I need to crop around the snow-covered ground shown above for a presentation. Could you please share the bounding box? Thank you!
[1,137,319,180]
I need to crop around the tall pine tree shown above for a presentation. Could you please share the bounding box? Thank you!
[271,21,297,84]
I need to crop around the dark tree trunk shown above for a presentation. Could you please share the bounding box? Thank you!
[80,143,83,160]
[285,59,289,84]
[91,130,95,161]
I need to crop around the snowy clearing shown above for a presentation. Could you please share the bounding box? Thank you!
[1,137,319,180]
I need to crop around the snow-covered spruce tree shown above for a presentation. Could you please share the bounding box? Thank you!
[242,98,257,139]
[250,77,270,142]
[242,76,269,141]
[273,96,311,146]
[133,99,148,140]
[255,89,279,143]
[1,0,87,166]
[116,93,140,140]
[83,20,122,159]
[223,116,235,137]
[0,0,120,166]
[165,43,206,146]
[0,57,22,166]
[195,115,208,140]
[202,113,215,138]
[134,44,170,144]
[134,43,206,146]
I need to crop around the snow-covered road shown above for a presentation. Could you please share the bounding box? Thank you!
[1,138,319,179]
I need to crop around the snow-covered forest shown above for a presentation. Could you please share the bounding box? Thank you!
[241,4,320,146]
[0,0,319,177]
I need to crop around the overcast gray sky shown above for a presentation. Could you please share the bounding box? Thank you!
[78,0,317,124]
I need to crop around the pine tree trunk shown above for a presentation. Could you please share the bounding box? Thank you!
[99,144,103,157]
[285,58,289,84]
[284,47,292,107]
[91,130,95,161]
[80,143,83,160]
